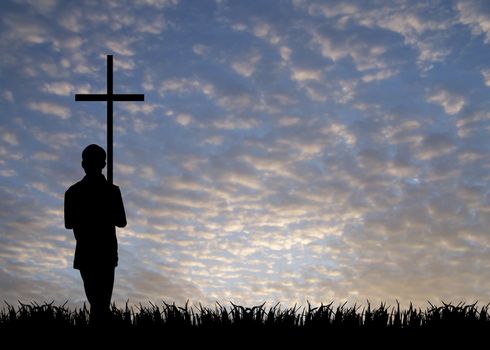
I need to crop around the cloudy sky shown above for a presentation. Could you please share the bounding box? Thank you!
[1,0,490,309]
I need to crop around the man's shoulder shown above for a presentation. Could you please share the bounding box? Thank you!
[65,180,84,194]
[107,181,121,192]
[65,178,120,195]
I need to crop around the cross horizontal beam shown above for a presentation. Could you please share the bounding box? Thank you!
[75,94,144,102]
[74,55,145,184]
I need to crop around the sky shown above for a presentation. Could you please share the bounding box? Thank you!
[1,0,490,310]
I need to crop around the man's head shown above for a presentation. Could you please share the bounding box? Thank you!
[82,144,106,175]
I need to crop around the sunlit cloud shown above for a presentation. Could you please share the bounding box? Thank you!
[427,89,465,115]
[28,101,71,119]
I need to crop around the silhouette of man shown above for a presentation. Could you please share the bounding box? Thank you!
[64,144,126,325]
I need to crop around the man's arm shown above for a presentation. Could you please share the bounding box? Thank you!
[64,189,74,229]
[113,186,127,228]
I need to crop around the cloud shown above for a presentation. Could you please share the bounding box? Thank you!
[1,131,18,146]
[252,21,282,45]
[17,0,58,14]
[42,82,75,96]
[107,40,135,57]
[136,15,166,34]
[300,1,452,69]
[175,113,193,126]
[231,51,261,77]
[114,58,135,70]
[2,90,14,102]
[28,101,71,119]
[32,152,59,161]
[192,44,210,56]
[427,89,465,115]
[213,116,258,130]
[2,14,50,44]
[457,0,490,43]
[1,0,490,309]
[133,0,179,9]
[278,116,300,127]
[361,69,397,83]
[481,69,490,86]
[58,8,84,33]
[419,132,456,160]
[0,169,17,177]
[31,129,79,150]
[159,78,215,96]
[119,103,159,115]
[291,68,323,82]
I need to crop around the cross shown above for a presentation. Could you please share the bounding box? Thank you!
[75,55,144,184]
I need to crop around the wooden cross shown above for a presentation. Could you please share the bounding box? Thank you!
[75,55,144,184]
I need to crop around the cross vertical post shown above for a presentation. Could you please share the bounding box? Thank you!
[107,55,114,184]
[75,54,144,184]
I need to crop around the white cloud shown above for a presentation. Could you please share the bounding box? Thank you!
[321,122,356,146]
[175,113,193,126]
[0,169,17,177]
[107,40,135,56]
[481,69,490,86]
[130,117,158,133]
[114,58,135,70]
[310,28,390,75]
[374,12,447,36]
[304,2,452,69]
[231,51,261,77]
[53,36,84,50]
[42,82,74,96]
[213,116,258,130]
[140,165,156,180]
[361,69,397,83]
[28,101,70,119]
[279,46,292,62]
[2,132,18,146]
[457,0,490,43]
[142,74,155,91]
[31,182,48,193]
[32,152,59,161]
[120,103,158,115]
[115,163,136,175]
[31,130,79,151]
[252,21,281,45]
[134,0,179,8]
[231,22,247,32]
[18,0,58,14]
[278,116,300,127]
[291,68,323,82]
[203,135,224,145]
[193,44,209,56]
[418,132,456,160]
[2,90,14,102]
[427,89,465,115]
[58,9,84,33]
[307,2,359,21]
[159,78,215,97]
[136,15,166,34]
[3,15,49,44]
[455,110,490,138]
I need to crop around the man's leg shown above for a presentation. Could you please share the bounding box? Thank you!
[80,267,114,325]
[100,266,115,321]
[80,268,99,324]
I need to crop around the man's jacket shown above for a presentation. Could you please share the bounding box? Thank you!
[64,174,126,269]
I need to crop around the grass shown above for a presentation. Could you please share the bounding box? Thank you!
[1,300,489,332]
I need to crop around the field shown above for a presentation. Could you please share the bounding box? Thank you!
[2,301,489,348]
[2,300,489,337]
